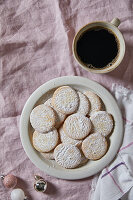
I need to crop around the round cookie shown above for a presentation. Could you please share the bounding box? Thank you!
[54,143,82,168]
[82,133,108,160]
[44,98,66,128]
[63,113,92,140]
[30,104,56,133]
[52,86,79,115]
[76,91,90,116]
[32,129,58,152]
[84,91,102,116]
[41,151,54,160]
[59,126,82,147]
[90,111,114,136]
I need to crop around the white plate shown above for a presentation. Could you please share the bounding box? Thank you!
[20,76,123,180]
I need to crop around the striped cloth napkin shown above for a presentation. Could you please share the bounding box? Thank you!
[90,84,133,200]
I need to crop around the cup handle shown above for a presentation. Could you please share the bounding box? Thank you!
[111,18,121,27]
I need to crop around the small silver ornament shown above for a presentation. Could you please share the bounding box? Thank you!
[34,175,47,193]
[0,175,5,180]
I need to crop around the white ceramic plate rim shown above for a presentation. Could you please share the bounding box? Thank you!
[20,76,123,180]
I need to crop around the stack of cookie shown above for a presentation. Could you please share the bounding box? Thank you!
[30,86,114,169]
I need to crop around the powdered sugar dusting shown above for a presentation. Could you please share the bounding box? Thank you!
[31,86,114,167]
[54,143,82,168]
[30,104,56,133]
[52,86,79,114]
[90,111,114,136]
[33,129,58,152]
[84,91,102,116]
[82,133,107,160]
[59,126,82,147]
[76,91,90,116]
[63,113,92,140]
[44,98,66,128]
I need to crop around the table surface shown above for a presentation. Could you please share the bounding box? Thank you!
[0,0,133,199]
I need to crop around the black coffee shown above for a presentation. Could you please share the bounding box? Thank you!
[76,27,119,69]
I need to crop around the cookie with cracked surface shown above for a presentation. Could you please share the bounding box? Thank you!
[32,129,58,152]
[54,143,82,168]
[82,133,108,160]
[63,113,92,140]
[52,86,79,115]
[30,104,56,133]
[90,111,114,136]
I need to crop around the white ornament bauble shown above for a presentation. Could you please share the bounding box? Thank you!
[11,188,25,200]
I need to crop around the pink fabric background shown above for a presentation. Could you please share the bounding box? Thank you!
[0,0,133,199]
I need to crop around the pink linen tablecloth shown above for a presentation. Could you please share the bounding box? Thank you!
[0,0,133,199]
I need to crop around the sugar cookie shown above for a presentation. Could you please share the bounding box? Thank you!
[59,126,82,147]
[54,143,81,168]
[44,98,66,128]
[76,91,90,116]
[63,113,92,140]
[30,104,56,133]
[32,129,58,152]
[41,151,54,160]
[82,133,108,160]
[52,86,79,115]
[84,91,102,116]
[90,111,114,136]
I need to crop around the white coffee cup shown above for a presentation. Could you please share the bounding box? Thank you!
[72,18,125,73]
